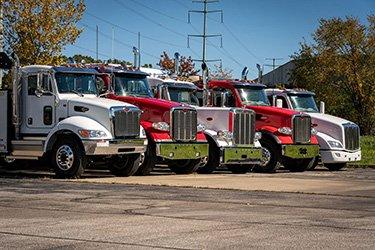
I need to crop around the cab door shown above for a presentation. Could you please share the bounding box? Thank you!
[21,73,56,134]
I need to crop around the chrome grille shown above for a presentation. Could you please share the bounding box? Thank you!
[170,107,197,141]
[293,114,311,144]
[113,108,140,138]
[233,109,255,145]
[343,123,360,150]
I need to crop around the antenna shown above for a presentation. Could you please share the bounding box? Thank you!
[187,0,223,68]
[111,27,114,61]
[96,25,99,61]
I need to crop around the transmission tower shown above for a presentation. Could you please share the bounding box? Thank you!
[187,0,223,67]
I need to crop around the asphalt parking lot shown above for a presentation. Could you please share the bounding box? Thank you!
[0,165,374,249]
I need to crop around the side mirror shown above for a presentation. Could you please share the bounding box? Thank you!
[220,92,228,107]
[35,89,44,98]
[160,85,170,100]
[276,99,283,108]
[320,101,325,114]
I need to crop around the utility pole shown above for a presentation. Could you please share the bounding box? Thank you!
[188,0,223,67]
[0,4,4,89]
[96,25,99,61]
[265,58,283,70]
[137,32,141,67]
[188,0,223,106]
[264,58,283,86]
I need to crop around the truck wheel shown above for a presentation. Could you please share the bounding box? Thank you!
[197,139,220,174]
[108,154,141,177]
[168,159,201,175]
[227,164,252,174]
[135,141,156,176]
[325,163,346,171]
[52,138,86,179]
[283,158,312,172]
[306,157,319,170]
[253,138,279,173]
[0,158,17,168]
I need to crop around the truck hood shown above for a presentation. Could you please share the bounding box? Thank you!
[246,105,300,127]
[308,112,357,143]
[64,94,137,109]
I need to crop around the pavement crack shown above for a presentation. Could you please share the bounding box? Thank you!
[0,231,195,250]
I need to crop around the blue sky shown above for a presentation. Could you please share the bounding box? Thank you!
[64,0,374,79]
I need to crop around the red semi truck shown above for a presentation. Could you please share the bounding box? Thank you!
[92,64,209,175]
[208,80,320,172]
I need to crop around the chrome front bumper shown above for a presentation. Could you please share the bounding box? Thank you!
[320,149,361,163]
[83,138,147,155]
[282,144,320,159]
[156,142,209,160]
[221,146,262,164]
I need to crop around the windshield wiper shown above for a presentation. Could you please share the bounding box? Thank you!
[70,90,84,97]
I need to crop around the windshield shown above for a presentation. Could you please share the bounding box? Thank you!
[115,75,152,97]
[236,87,270,106]
[289,94,319,112]
[55,73,97,95]
[168,87,200,106]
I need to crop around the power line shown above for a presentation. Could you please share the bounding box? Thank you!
[70,44,111,59]
[79,22,160,60]
[86,11,186,48]
[129,0,187,24]
[113,0,186,38]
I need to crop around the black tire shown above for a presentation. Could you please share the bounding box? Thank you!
[51,137,86,179]
[168,159,201,175]
[197,139,220,174]
[135,140,156,176]
[283,158,312,172]
[326,163,346,171]
[253,137,279,173]
[0,158,17,168]
[108,154,141,177]
[306,157,319,170]
[227,164,252,174]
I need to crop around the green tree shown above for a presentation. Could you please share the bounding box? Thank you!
[291,16,375,135]
[2,0,85,65]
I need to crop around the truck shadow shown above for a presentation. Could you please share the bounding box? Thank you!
[0,163,333,180]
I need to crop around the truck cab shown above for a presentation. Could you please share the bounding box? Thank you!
[149,77,263,174]
[92,65,209,175]
[0,55,147,178]
[266,88,361,170]
[208,80,320,172]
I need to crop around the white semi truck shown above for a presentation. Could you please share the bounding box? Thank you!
[266,88,361,170]
[0,53,147,178]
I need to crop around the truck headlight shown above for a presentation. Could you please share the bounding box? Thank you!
[278,127,292,135]
[255,132,262,140]
[78,129,107,138]
[217,130,233,140]
[197,123,206,132]
[327,140,343,148]
[152,122,170,131]
[311,128,318,135]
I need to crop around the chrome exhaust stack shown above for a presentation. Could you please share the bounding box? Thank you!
[241,67,249,81]
[132,47,139,69]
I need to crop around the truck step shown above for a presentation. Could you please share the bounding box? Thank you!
[10,140,44,157]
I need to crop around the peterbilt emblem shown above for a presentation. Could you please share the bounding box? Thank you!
[299,148,307,155]
[122,107,130,112]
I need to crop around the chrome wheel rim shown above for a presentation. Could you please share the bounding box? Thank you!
[56,145,74,171]
[260,148,271,167]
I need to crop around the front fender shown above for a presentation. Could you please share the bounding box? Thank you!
[204,129,230,147]
[44,116,112,152]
